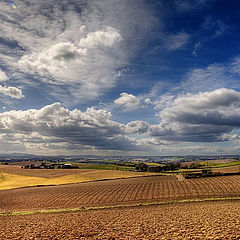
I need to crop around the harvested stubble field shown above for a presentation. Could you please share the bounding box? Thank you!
[0,174,240,212]
[0,200,239,239]
[0,165,158,190]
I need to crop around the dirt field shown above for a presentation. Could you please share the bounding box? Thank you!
[1,172,240,239]
[1,175,240,212]
[0,164,99,178]
[0,200,239,239]
[212,165,240,174]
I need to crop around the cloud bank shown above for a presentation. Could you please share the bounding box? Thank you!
[0,88,240,154]
[150,88,240,142]
[0,102,139,152]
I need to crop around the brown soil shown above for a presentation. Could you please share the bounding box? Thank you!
[0,165,109,178]
[1,175,240,213]
[212,165,240,174]
[0,200,239,239]
[3,161,45,166]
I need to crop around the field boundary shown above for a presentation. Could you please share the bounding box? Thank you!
[1,196,240,217]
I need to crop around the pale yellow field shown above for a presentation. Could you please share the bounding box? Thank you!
[0,165,159,190]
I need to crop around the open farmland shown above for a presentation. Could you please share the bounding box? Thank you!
[0,174,240,213]
[0,200,239,239]
[1,169,240,239]
[200,159,240,166]
[212,165,240,174]
[0,164,158,190]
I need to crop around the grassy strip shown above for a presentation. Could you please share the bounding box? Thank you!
[1,196,240,217]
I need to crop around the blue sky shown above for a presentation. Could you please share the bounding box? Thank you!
[0,0,240,155]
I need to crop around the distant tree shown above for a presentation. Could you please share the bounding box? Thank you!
[201,169,212,176]
[30,164,35,169]
[163,162,181,171]
[136,163,148,172]
[148,166,164,172]
[189,162,202,169]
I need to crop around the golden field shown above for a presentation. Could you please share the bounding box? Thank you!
[0,164,159,190]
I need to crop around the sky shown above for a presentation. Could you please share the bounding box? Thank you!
[0,0,240,156]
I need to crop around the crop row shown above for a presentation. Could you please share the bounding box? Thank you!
[0,175,240,212]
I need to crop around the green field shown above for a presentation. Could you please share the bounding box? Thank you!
[73,163,135,171]
[199,160,240,168]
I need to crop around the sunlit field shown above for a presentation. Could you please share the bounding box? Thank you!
[0,165,159,190]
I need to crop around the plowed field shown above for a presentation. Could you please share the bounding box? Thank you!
[0,200,239,239]
[1,175,240,212]
[212,165,240,174]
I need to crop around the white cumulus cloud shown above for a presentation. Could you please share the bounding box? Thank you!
[79,26,123,48]
[0,70,8,82]
[114,93,141,111]
[144,98,153,104]
[0,85,24,99]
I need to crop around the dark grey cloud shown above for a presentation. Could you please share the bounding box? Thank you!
[0,102,139,151]
[126,120,150,134]
[150,123,231,142]
[160,88,240,126]
[150,88,240,142]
